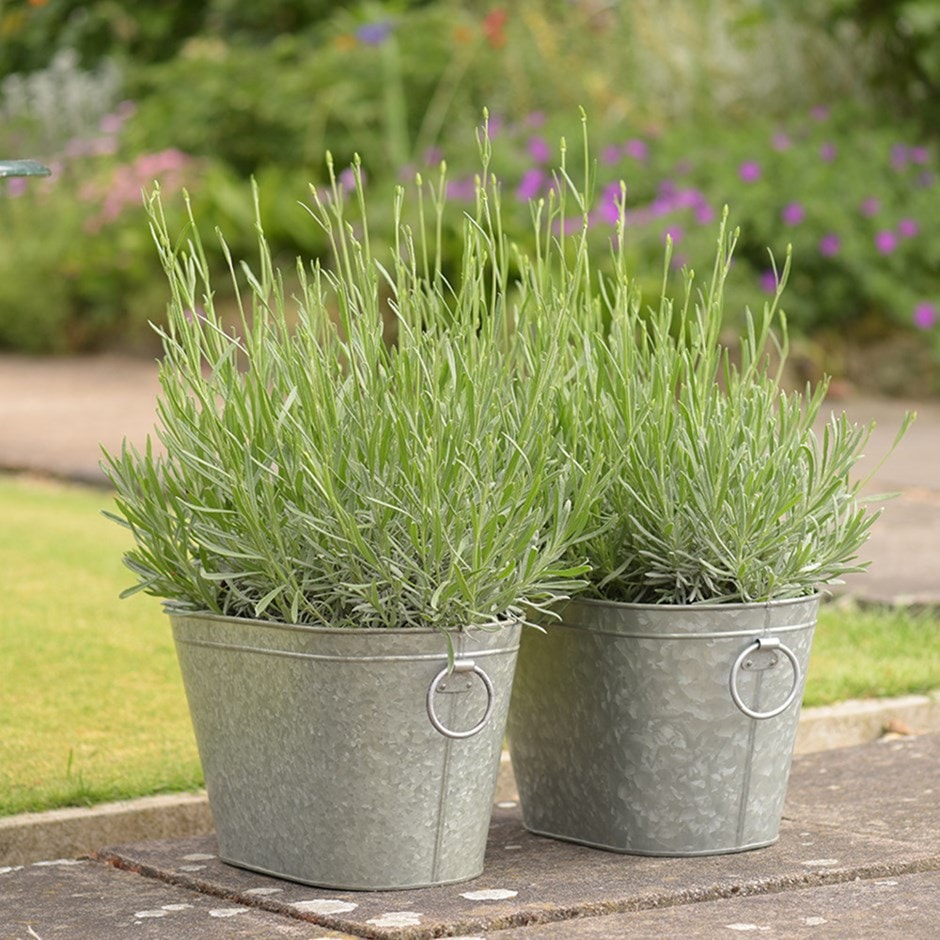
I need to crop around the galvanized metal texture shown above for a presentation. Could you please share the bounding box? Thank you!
[507,595,819,857]
[170,612,520,890]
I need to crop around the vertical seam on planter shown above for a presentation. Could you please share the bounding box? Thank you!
[735,605,771,846]
[431,634,463,882]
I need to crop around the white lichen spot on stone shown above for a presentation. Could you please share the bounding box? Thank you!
[460,888,518,901]
[291,899,359,914]
[0,866,24,875]
[495,801,518,809]
[135,910,170,919]
[208,907,249,917]
[804,916,827,926]
[181,852,215,861]
[725,925,770,932]
[801,859,839,867]
[504,844,523,851]
[872,880,899,887]
[177,864,206,872]
[32,859,83,867]
[243,886,283,896]
[366,912,423,927]
[161,904,193,911]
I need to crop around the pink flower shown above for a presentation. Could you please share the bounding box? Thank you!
[781,202,805,225]
[819,233,841,257]
[913,302,937,329]
[662,225,684,245]
[772,133,791,151]
[819,142,837,162]
[875,230,898,254]
[898,218,919,238]
[527,136,551,163]
[601,145,621,165]
[810,105,829,121]
[739,161,761,183]
[694,203,715,225]
[623,139,649,162]
[860,197,880,217]
[759,269,778,294]
[516,168,545,201]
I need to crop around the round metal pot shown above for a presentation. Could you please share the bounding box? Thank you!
[170,611,520,889]
[507,595,819,856]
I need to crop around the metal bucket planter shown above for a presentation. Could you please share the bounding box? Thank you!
[169,611,520,889]
[507,595,819,856]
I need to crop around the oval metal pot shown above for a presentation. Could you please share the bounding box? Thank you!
[169,611,520,889]
[507,595,819,856]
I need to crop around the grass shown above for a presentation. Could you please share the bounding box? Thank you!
[807,600,940,707]
[0,474,202,817]
[1,473,937,816]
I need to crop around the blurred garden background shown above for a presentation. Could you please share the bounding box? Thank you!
[2,0,940,396]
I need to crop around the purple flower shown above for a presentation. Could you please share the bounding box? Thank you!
[483,113,504,139]
[662,225,684,245]
[338,167,359,192]
[356,20,394,44]
[6,177,27,197]
[694,203,715,225]
[819,233,841,257]
[423,147,443,165]
[553,215,584,237]
[598,181,624,225]
[819,142,837,162]
[516,167,546,201]
[913,302,937,329]
[810,105,829,121]
[601,145,621,165]
[898,218,919,238]
[781,202,805,225]
[910,146,930,165]
[739,161,761,183]
[623,139,649,162]
[527,136,551,163]
[771,132,791,152]
[524,111,546,128]
[875,230,898,254]
[891,144,909,170]
[860,197,880,217]
[446,177,476,201]
[918,171,935,188]
[759,269,778,294]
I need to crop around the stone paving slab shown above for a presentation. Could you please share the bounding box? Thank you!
[486,871,940,939]
[0,858,354,940]
[90,736,940,940]
[783,735,940,849]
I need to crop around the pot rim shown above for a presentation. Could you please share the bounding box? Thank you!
[560,592,822,614]
[163,605,522,637]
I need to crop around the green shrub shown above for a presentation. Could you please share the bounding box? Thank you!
[102,151,602,631]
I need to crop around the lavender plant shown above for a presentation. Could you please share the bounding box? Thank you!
[101,143,602,632]
[517,120,913,605]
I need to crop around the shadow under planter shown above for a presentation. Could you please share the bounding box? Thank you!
[507,595,819,856]
[170,611,520,890]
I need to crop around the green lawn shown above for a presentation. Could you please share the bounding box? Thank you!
[1,474,937,817]
[1,475,202,816]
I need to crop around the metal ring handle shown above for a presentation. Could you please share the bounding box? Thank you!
[729,637,802,720]
[426,659,495,739]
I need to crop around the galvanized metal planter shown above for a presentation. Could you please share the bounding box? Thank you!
[507,595,819,856]
[169,611,520,889]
